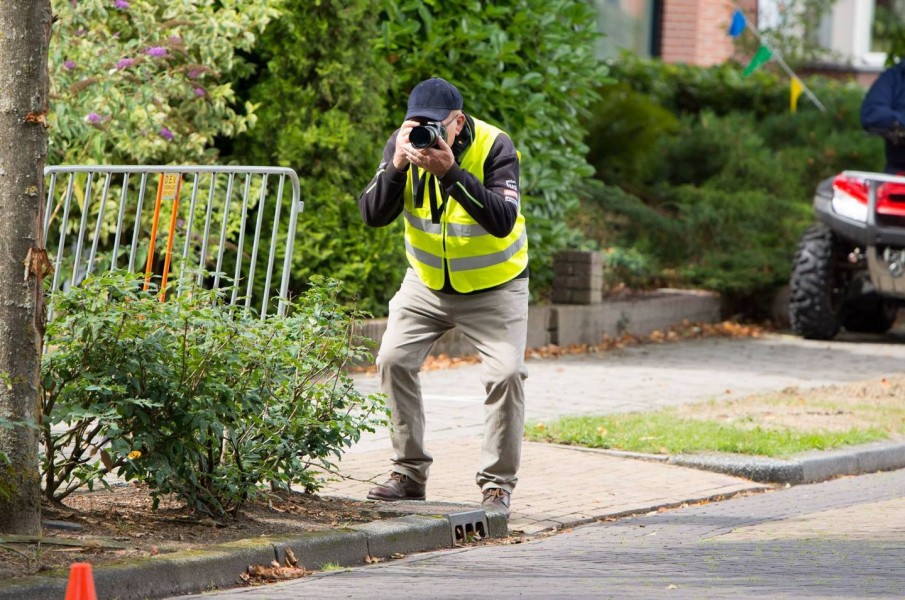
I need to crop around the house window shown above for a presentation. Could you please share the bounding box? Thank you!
[593,0,661,59]
[808,0,877,69]
[871,0,905,54]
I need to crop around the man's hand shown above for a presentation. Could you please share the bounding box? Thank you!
[392,120,419,170]
[402,135,455,177]
[883,124,905,146]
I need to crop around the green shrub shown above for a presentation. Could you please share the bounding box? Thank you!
[583,177,812,300]
[585,83,679,187]
[49,0,278,165]
[40,270,387,516]
[580,56,889,309]
[606,54,788,119]
[579,184,679,257]
[228,0,606,308]
[229,0,403,317]
[669,184,812,294]
[600,247,660,292]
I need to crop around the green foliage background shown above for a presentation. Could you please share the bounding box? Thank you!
[578,55,885,312]
[48,1,905,317]
[49,0,278,165]
[231,0,403,316]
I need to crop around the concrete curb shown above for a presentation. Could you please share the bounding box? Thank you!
[549,440,905,486]
[0,505,506,600]
[666,441,905,485]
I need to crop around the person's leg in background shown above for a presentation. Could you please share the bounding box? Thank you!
[368,269,452,501]
[455,277,529,514]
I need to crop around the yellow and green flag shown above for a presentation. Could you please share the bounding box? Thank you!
[742,45,773,77]
[790,77,803,113]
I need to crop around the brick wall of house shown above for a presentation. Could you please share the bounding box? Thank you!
[660,0,758,66]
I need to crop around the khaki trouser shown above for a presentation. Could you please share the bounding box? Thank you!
[376,268,528,493]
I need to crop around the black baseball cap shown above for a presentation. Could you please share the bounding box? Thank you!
[405,77,463,121]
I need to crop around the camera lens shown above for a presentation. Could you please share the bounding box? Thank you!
[410,125,437,149]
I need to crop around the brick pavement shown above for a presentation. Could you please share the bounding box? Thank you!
[324,438,764,534]
[327,333,905,534]
[182,469,905,599]
[351,332,905,447]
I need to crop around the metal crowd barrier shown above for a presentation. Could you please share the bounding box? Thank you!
[43,165,303,317]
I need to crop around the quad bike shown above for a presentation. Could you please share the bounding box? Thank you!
[789,138,905,340]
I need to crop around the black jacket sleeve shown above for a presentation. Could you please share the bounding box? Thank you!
[358,132,407,227]
[359,129,521,237]
[439,134,520,238]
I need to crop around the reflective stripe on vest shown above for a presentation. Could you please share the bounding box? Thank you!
[402,117,528,293]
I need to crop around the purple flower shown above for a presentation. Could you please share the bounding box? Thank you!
[63,60,77,70]
[116,58,135,70]
[193,87,206,97]
[146,47,167,58]
[159,127,174,140]
[114,0,129,8]
[168,35,182,44]
[85,112,101,124]
[187,69,202,79]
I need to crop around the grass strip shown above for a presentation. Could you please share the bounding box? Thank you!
[525,411,889,459]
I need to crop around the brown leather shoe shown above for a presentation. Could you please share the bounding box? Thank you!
[367,472,426,501]
[482,487,511,517]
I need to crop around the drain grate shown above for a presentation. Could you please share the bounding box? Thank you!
[447,510,488,543]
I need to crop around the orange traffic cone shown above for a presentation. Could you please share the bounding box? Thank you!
[64,562,97,600]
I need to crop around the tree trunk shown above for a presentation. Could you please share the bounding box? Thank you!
[0,0,52,535]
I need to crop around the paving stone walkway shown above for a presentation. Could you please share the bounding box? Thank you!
[323,332,905,534]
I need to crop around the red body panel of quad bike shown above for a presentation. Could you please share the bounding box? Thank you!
[788,171,905,340]
[832,172,905,218]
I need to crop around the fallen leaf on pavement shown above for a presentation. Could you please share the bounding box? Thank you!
[285,547,299,567]
[245,560,307,581]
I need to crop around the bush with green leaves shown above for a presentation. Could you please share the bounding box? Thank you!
[228,0,403,317]
[584,82,679,188]
[605,53,789,119]
[49,0,278,165]
[580,56,888,311]
[40,269,387,516]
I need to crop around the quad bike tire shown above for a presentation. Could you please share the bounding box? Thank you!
[842,294,898,334]
[789,223,842,340]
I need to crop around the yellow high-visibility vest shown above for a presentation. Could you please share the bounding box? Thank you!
[402,118,528,293]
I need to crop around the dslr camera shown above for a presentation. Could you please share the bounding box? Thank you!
[410,121,447,149]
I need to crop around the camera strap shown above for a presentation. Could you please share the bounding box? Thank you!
[412,168,424,209]
[427,174,448,225]
[411,169,448,224]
